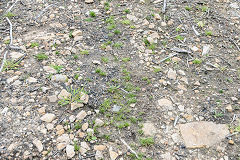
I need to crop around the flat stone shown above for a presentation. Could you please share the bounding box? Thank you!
[179,121,229,148]
[142,122,157,136]
[157,98,173,110]
[85,0,94,3]
[33,139,43,152]
[57,134,70,144]
[48,95,58,103]
[202,45,211,56]
[80,142,90,154]
[72,30,82,37]
[43,66,57,74]
[9,52,24,60]
[95,118,104,127]
[27,77,37,83]
[57,143,66,150]
[66,145,75,158]
[82,122,88,131]
[7,76,19,84]
[58,89,71,99]
[40,113,56,123]
[109,150,118,160]
[76,110,87,120]
[51,74,68,82]
[167,68,177,80]
[71,103,83,111]
[94,145,106,151]
[95,150,104,160]
[80,92,89,104]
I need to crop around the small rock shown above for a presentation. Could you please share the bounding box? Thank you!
[87,128,94,135]
[228,140,234,145]
[95,118,104,127]
[167,68,177,80]
[58,89,71,99]
[80,142,90,154]
[57,134,70,144]
[94,145,106,151]
[229,2,239,9]
[226,105,233,112]
[161,21,167,27]
[66,145,75,158]
[179,121,229,148]
[95,150,104,160]
[109,150,118,160]
[9,52,24,60]
[76,110,87,120]
[92,60,101,65]
[40,113,56,123]
[57,143,66,150]
[52,74,68,82]
[157,98,173,110]
[27,77,37,83]
[33,139,43,152]
[69,115,76,122]
[191,46,199,52]
[48,95,58,103]
[167,19,174,26]
[38,107,45,114]
[56,129,65,135]
[43,66,57,74]
[202,45,211,56]
[82,123,88,131]
[142,122,157,136]
[46,123,54,130]
[85,0,94,3]
[7,76,19,84]
[178,105,185,112]
[112,105,121,112]
[80,92,89,104]
[71,103,83,111]
[72,30,82,37]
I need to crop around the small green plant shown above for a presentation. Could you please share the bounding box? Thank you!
[95,68,106,76]
[153,67,161,73]
[69,30,73,38]
[4,40,10,44]
[108,85,120,93]
[205,30,213,36]
[80,50,89,55]
[55,51,60,55]
[58,87,86,106]
[176,35,184,41]
[235,124,240,132]
[192,58,202,64]
[142,77,151,84]
[107,24,116,30]
[121,19,131,25]
[201,6,208,12]
[116,122,130,129]
[5,12,16,18]
[73,54,79,59]
[30,42,39,48]
[3,60,19,71]
[130,117,137,124]
[101,57,109,63]
[99,99,112,113]
[106,16,115,24]
[35,53,48,61]
[84,18,93,22]
[130,25,136,29]
[74,74,79,80]
[89,11,96,17]
[214,111,224,118]
[102,134,110,141]
[51,65,63,73]
[138,129,144,135]
[149,43,156,50]
[143,39,150,46]
[74,142,80,151]
[197,21,205,28]
[123,9,130,14]
[122,57,130,62]
[74,121,82,130]
[104,2,110,11]
[176,28,181,32]
[114,29,121,35]
[185,6,191,11]
[140,137,154,146]
[113,42,123,48]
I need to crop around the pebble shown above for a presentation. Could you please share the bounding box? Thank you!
[226,105,233,112]
[51,74,68,82]
[142,122,157,136]
[228,140,234,145]
[167,68,177,80]
[157,98,173,110]
[33,139,43,152]
[48,95,58,103]
[43,66,57,74]
[66,145,75,158]
[95,118,104,127]
[40,113,56,123]
[58,89,71,99]
[71,103,83,111]
[94,145,106,151]
[76,110,87,120]
[109,150,118,160]
[82,123,89,131]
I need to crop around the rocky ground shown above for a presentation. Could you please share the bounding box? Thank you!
[0,0,240,159]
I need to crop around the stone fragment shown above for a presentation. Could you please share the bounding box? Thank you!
[48,95,58,103]
[27,77,37,83]
[85,0,94,3]
[109,150,118,160]
[57,134,70,144]
[58,89,71,99]
[51,74,68,82]
[82,122,88,131]
[94,145,106,151]
[43,66,57,74]
[72,30,82,37]
[7,76,19,84]
[71,103,83,111]
[226,105,233,112]
[179,121,229,148]
[142,122,157,136]
[157,98,173,110]
[95,150,104,160]
[76,110,87,120]
[40,113,56,123]
[95,118,104,127]
[33,139,43,152]
[10,52,24,60]
[202,45,211,56]
[80,92,89,104]
[167,68,177,80]
[66,145,75,158]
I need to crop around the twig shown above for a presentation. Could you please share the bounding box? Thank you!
[120,138,139,159]
[192,25,200,36]
[162,0,167,13]
[0,50,8,72]
[173,115,179,127]
[229,38,240,52]
[34,3,56,21]
[5,0,19,13]
[226,132,239,138]
[160,53,178,63]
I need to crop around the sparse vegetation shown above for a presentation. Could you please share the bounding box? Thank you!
[35,53,48,61]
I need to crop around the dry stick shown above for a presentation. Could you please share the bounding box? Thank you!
[34,3,56,20]
[229,38,240,52]
[160,53,178,63]
[120,138,139,159]
[192,25,200,36]
[162,0,167,13]
[0,17,13,72]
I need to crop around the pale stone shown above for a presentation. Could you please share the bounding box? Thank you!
[161,21,167,27]
[7,76,19,84]
[109,150,118,160]
[95,150,104,160]
[85,0,94,3]
[80,92,89,104]
[33,139,43,152]
[57,143,66,150]
[167,68,177,80]
[57,134,70,144]
[82,123,88,131]
[40,113,56,123]
[142,122,157,136]
[48,95,58,103]
[51,74,68,82]
[9,52,24,60]
[27,77,37,83]
[66,145,75,158]
[43,66,57,74]
[58,89,71,99]
[226,105,233,112]
[94,145,106,151]
[179,121,229,148]
[157,98,173,110]
[76,110,87,120]
[72,30,82,37]
[71,103,83,111]
[95,118,104,127]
